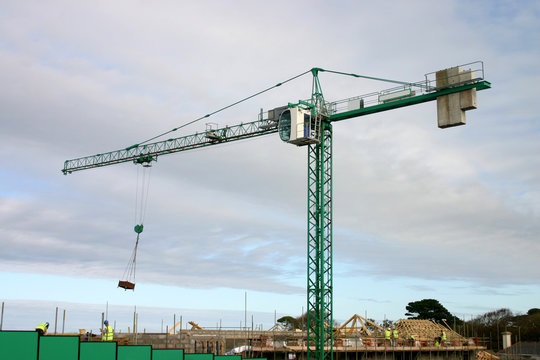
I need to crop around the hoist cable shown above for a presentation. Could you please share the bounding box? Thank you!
[142,166,152,222]
[121,234,140,283]
[122,165,151,287]
[134,165,152,226]
[318,68,430,89]
[134,166,140,226]
[127,67,426,149]
[134,69,312,146]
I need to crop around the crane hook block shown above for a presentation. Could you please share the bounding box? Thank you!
[133,154,155,165]
[134,224,144,234]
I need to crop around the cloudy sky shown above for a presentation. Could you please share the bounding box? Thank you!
[1,0,539,334]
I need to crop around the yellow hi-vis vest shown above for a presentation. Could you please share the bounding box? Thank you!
[441,331,447,341]
[393,330,399,339]
[103,325,114,341]
[385,330,391,339]
[36,323,48,332]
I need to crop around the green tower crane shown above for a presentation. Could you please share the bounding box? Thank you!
[62,62,491,360]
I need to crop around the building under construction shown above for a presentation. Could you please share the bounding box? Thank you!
[170,317,488,359]
[80,316,489,360]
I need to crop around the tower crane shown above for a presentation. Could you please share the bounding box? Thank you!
[62,62,491,360]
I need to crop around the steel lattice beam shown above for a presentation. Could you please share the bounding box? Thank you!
[62,118,278,174]
[307,122,333,360]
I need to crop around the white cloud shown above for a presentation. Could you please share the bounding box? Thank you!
[1,0,539,330]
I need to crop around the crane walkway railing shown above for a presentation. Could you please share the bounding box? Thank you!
[328,61,487,121]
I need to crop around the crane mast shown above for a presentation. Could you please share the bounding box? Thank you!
[307,121,333,360]
[305,69,333,360]
[62,62,491,360]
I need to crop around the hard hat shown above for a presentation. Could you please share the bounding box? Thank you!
[104,320,109,324]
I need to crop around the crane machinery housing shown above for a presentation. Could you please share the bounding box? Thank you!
[62,61,491,360]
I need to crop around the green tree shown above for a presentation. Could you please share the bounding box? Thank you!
[465,308,540,351]
[381,319,394,329]
[470,308,513,327]
[508,308,540,343]
[278,312,338,331]
[527,308,540,316]
[405,299,462,324]
[277,316,299,331]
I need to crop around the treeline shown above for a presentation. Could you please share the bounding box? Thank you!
[462,308,540,351]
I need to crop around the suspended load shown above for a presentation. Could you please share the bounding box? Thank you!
[117,281,135,290]
[118,161,152,291]
[118,224,143,290]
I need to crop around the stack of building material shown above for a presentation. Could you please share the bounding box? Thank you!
[477,350,499,360]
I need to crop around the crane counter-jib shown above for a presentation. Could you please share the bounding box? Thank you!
[328,80,491,122]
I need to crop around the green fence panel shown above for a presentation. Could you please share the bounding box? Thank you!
[80,341,117,360]
[184,354,213,360]
[0,331,39,360]
[38,335,80,360]
[118,345,152,360]
[152,348,185,360]
[215,356,241,360]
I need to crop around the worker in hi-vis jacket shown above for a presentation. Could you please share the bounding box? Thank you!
[35,322,49,336]
[101,320,114,341]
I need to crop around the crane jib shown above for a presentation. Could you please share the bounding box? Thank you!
[62,120,278,174]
